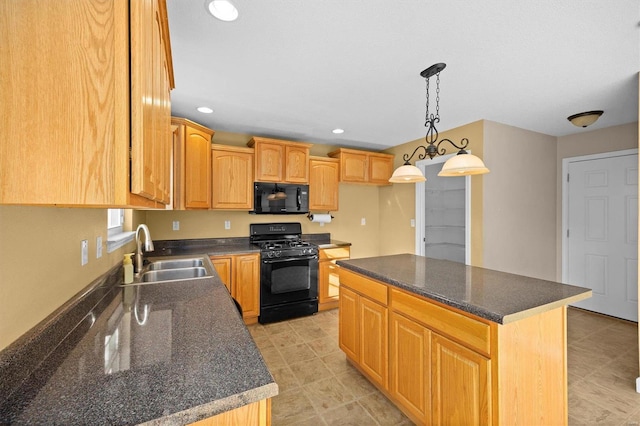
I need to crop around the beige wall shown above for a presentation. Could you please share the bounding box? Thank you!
[0,206,141,350]
[555,122,638,279]
[482,121,558,280]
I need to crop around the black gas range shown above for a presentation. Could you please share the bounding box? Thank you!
[250,223,319,323]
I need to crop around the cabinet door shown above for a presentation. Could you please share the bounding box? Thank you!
[211,149,253,209]
[340,152,368,183]
[359,297,388,389]
[432,334,491,426]
[368,154,393,185]
[255,142,283,182]
[319,261,340,306]
[233,254,260,320]
[184,126,212,209]
[285,145,309,183]
[210,256,232,293]
[339,286,360,361]
[390,312,431,424]
[309,159,339,211]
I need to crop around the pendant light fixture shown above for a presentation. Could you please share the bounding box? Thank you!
[389,63,489,183]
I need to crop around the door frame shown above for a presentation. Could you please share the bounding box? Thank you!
[561,148,638,284]
[415,153,472,265]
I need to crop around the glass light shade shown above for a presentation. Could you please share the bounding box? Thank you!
[567,111,603,128]
[438,154,490,176]
[389,164,426,183]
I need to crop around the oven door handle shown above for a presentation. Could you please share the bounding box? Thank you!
[262,255,318,264]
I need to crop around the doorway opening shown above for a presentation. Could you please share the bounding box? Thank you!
[415,154,471,264]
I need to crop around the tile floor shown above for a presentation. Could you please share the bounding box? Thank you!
[248,307,640,426]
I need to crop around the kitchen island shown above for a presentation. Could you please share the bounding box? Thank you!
[336,254,591,426]
[0,257,277,425]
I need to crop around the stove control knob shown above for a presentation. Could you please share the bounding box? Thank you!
[275,250,281,258]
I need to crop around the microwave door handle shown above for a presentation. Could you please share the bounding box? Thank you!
[263,255,318,264]
[296,187,301,210]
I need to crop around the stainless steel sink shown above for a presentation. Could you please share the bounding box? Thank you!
[140,267,208,282]
[147,258,204,270]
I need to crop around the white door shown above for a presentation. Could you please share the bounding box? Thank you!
[564,150,638,321]
[415,154,471,264]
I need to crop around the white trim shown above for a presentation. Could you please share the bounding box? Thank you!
[106,231,135,253]
[561,148,638,284]
[414,153,472,265]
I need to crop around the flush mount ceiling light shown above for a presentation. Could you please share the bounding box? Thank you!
[389,63,489,183]
[567,110,603,128]
[206,0,238,22]
[197,106,213,114]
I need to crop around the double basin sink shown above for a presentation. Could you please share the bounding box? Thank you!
[124,255,215,285]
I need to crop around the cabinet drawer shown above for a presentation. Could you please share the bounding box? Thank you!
[390,288,490,356]
[339,269,388,306]
[319,247,350,260]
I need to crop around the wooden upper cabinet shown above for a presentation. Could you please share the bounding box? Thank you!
[0,0,174,207]
[247,137,311,183]
[172,118,214,210]
[309,157,339,211]
[211,145,254,210]
[328,148,394,186]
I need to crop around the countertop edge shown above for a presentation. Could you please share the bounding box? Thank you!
[501,291,593,324]
[140,383,279,426]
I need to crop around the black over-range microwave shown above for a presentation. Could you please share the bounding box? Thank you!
[250,183,309,214]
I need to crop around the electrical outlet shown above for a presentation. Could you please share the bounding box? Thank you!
[81,240,89,266]
[360,217,366,226]
[224,220,231,230]
[96,236,103,258]
[172,220,180,231]
[410,219,416,228]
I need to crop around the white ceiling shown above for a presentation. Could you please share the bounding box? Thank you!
[166,0,639,150]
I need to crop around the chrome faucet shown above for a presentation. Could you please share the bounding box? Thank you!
[134,224,154,273]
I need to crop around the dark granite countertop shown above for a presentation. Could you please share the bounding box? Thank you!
[0,258,277,425]
[337,254,591,324]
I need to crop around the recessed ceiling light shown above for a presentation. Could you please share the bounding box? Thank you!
[206,0,238,22]
[197,106,213,114]
[332,128,344,134]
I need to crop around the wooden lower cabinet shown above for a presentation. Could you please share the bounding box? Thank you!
[338,282,388,390]
[431,333,491,426]
[188,398,271,426]
[339,269,569,426]
[210,253,260,324]
[389,312,431,424]
[318,246,350,311]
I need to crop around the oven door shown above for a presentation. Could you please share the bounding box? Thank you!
[260,255,318,307]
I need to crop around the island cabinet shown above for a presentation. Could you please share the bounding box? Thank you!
[339,267,570,426]
[327,148,394,185]
[318,245,350,310]
[0,0,174,207]
[339,270,388,389]
[172,118,214,209]
[211,145,254,210]
[188,399,271,426]
[247,137,312,183]
[309,157,340,211]
[210,253,260,324]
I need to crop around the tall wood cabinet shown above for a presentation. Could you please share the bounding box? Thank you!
[309,157,340,211]
[172,118,214,209]
[247,137,311,183]
[328,148,394,185]
[0,0,174,207]
[210,253,260,324]
[211,145,254,210]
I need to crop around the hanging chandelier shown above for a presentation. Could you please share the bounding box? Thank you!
[389,63,490,183]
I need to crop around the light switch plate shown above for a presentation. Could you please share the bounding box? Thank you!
[96,236,103,258]
[410,219,416,228]
[81,240,88,266]
[360,217,366,226]
[172,221,180,231]
[224,220,231,230]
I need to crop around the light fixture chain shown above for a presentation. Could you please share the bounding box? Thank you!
[435,72,440,120]
[425,77,430,127]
